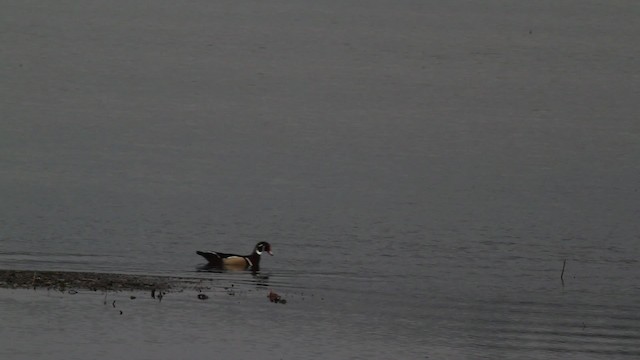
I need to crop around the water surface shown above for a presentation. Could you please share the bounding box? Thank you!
[1,0,639,358]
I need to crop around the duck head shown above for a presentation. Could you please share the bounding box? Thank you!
[255,241,273,256]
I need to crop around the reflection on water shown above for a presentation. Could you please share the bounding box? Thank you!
[196,266,272,287]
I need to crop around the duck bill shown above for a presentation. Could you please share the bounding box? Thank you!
[267,250,273,256]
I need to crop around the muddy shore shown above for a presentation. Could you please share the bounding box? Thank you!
[0,269,209,292]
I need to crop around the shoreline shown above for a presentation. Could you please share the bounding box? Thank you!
[0,269,209,292]
[0,269,286,304]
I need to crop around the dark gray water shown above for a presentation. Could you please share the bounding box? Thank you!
[1,1,639,359]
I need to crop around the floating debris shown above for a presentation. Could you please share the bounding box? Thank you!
[130,295,136,300]
[68,290,78,295]
[268,290,286,304]
[197,294,209,300]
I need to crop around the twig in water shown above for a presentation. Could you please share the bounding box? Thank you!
[560,259,567,283]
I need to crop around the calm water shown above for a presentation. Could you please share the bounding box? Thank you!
[1,1,639,359]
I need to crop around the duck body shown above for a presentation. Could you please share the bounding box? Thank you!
[196,241,272,271]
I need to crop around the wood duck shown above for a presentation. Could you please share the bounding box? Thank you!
[196,242,272,270]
